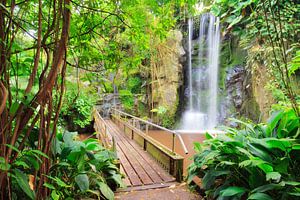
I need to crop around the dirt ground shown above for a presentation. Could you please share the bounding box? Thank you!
[115,183,201,200]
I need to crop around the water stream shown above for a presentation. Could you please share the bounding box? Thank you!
[181,13,221,131]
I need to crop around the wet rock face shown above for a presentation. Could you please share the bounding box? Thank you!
[226,65,245,110]
[221,64,261,124]
[217,65,247,126]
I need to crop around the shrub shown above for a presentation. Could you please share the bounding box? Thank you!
[47,131,125,200]
[0,148,49,200]
[60,81,97,129]
[188,109,300,199]
[119,89,134,111]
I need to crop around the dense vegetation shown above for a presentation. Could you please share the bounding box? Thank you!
[188,109,300,199]
[0,0,299,199]
[188,0,300,199]
[0,0,195,199]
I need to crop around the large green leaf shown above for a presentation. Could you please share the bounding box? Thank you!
[63,131,78,147]
[43,183,56,190]
[264,138,292,151]
[111,173,126,188]
[230,118,256,135]
[248,192,273,200]
[220,186,247,197]
[292,144,300,150]
[202,170,230,190]
[258,163,273,173]
[13,161,29,169]
[98,181,114,200]
[25,155,40,170]
[267,110,283,135]
[84,139,103,151]
[5,144,20,153]
[46,175,70,188]
[252,184,282,193]
[13,169,35,200]
[247,144,272,162]
[239,157,266,168]
[75,174,89,192]
[30,149,49,159]
[205,132,214,140]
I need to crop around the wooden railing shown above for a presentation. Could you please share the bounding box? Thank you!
[110,108,188,181]
[92,108,116,151]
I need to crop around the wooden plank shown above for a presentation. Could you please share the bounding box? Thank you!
[107,122,153,185]
[127,140,175,182]
[116,181,177,192]
[116,145,142,186]
[120,164,131,187]
[107,120,175,183]
[113,129,163,184]
[117,142,153,185]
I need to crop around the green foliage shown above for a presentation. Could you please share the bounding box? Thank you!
[119,89,134,111]
[60,81,97,129]
[12,169,36,200]
[289,50,300,76]
[48,131,124,199]
[0,147,49,199]
[209,0,300,112]
[151,106,175,128]
[127,77,142,93]
[1,0,198,199]
[188,108,300,199]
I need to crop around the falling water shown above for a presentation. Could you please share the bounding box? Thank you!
[181,13,221,131]
[188,18,193,110]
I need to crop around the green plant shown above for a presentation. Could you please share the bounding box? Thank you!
[119,89,134,111]
[0,147,49,200]
[151,106,176,128]
[60,81,97,129]
[47,131,124,200]
[188,108,300,199]
[209,0,300,115]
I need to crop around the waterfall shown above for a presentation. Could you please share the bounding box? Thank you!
[188,18,193,110]
[181,13,221,131]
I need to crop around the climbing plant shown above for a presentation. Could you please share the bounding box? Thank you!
[208,0,300,115]
[0,0,71,198]
[0,0,199,199]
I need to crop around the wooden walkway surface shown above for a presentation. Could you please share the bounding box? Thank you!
[105,120,176,191]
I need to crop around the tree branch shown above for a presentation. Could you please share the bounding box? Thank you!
[70,0,131,28]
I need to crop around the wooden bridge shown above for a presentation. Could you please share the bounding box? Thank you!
[93,108,189,191]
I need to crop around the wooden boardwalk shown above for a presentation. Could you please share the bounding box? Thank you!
[105,120,176,191]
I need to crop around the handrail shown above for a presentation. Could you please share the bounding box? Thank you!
[111,108,188,154]
[93,108,116,151]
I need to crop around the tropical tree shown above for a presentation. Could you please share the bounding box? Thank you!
[0,0,197,199]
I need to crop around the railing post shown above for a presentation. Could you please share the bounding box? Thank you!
[145,124,149,135]
[112,136,116,152]
[172,133,175,153]
[143,139,147,151]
